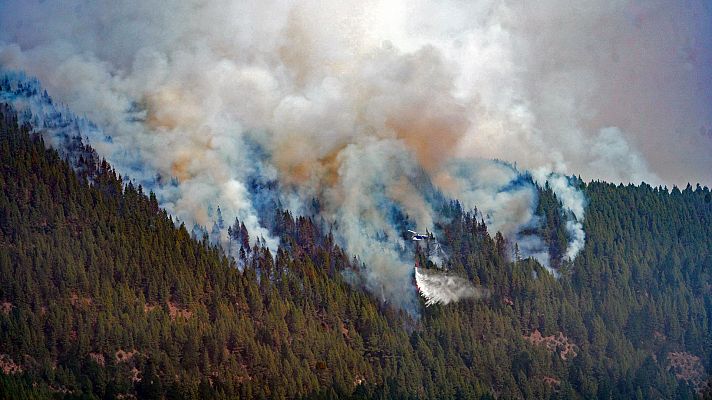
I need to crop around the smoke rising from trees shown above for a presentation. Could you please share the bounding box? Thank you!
[2,0,708,310]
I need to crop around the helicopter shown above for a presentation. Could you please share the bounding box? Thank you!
[407,229,431,241]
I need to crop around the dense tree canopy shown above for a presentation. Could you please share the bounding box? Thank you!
[0,103,710,399]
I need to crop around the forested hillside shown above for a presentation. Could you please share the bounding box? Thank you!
[1,102,711,399]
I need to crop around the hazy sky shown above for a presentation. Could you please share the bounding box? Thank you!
[1,0,710,186]
[0,0,712,185]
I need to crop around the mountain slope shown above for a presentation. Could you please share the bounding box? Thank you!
[1,102,711,399]
[0,103,397,399]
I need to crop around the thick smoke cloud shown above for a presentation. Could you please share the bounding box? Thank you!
[1,0,709,311]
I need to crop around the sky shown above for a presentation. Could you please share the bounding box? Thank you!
[1,0,710,187]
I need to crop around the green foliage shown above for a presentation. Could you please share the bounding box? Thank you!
[0,103,710,399]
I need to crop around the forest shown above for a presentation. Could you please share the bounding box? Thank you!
[1,102,711,399]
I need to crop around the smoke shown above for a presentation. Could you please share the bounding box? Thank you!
[3,0,706,311]
[415,267,489,306]
[436,159,554,267]
[533,170,587,261]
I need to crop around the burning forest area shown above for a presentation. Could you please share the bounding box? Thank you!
[1,0,711,398]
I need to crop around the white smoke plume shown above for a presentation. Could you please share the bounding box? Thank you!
[533,170,587,262]
[437,160,552,267]
[415,267,489,306]
[2,0,707,311]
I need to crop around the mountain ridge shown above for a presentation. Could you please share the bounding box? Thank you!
[1,97,711,399]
